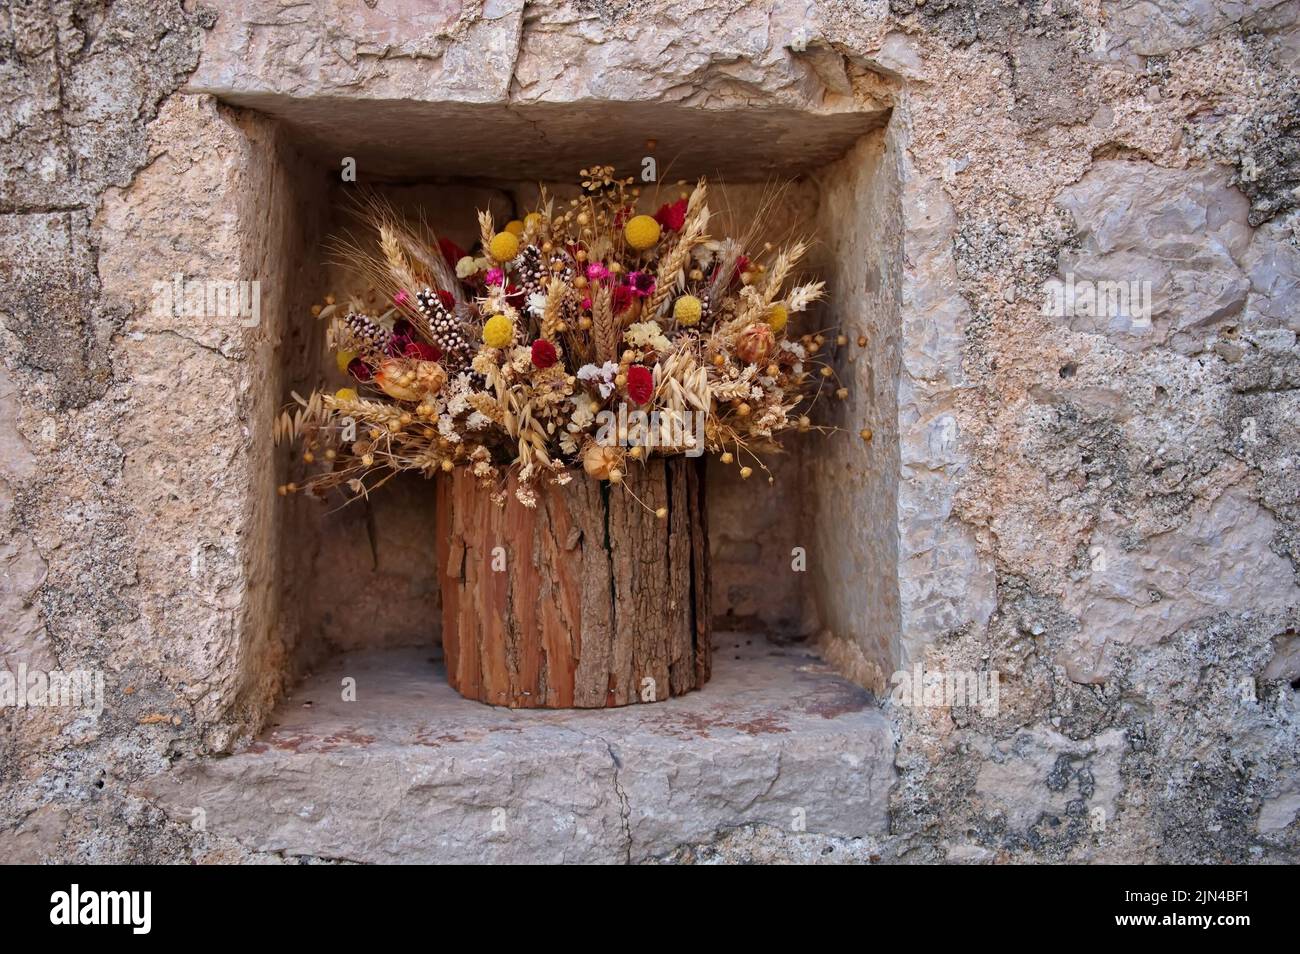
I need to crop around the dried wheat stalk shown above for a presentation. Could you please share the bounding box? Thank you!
[647,180,709,318]
[592,283,618,364]
[380,225,423,292]
[787,280,826,312]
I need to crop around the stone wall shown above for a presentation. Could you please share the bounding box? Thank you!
[1,0,1297,863]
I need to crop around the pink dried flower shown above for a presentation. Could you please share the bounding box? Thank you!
[627,271,655,297]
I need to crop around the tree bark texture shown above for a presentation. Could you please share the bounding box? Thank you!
[434,457,711,708]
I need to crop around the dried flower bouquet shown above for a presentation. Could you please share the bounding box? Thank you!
[276,166,843,512]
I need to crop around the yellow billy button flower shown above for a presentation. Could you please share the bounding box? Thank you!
[673,294,703,326]
[489,231,520,262]
[483,313,515,349]
[623,214,661,251]
[336,349,357,374]
[524,212,543,231]
[504,219,525,236]
[768,303,789,334]
[334,387,358,402]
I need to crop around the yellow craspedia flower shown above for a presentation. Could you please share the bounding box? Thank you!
[483,313,514,349]
[334,387,358,402]
[768,303,789,334]
[524,212,543,231]
[489,231,520,262]
[673,295,703,326]
[336,349,357,374]
[623,214,661,251]
[504,219,525,236]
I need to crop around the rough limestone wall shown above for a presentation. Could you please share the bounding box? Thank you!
[808,127,904,690]
[0,0,1297,864]
[875,0,1300,863]
[0,1,282,861]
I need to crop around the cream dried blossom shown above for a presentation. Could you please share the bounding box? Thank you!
[624,320,671,352]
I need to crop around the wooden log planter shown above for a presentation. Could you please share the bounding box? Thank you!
[434,457,711,708]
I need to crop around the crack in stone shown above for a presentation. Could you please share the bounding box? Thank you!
[596,735,633,863]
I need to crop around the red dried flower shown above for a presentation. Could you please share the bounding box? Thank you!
[404,341,442,362]
[654,198,688,232]
[626,364,654,405]
[612,284,634,313]
[347,357,373,382]
[530,339,558,369]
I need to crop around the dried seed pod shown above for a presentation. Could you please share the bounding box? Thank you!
[375,359,423,401]
[415,360,447,396]
[582,443,624,481]
[735,322,775,364]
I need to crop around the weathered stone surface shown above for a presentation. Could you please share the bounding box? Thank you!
[1098,0,1296,58]
[187,0,526,105]
[894,166,996,660]
[974,726,1125,832]
[141,641,894,863]
[1061,486,1297,683]
[3,0,1298,866]
[1052,161,1253,352]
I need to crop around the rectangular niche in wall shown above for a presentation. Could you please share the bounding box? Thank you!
[251,98,900,698]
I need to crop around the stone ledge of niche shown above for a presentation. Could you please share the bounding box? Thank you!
[138,636,895,864]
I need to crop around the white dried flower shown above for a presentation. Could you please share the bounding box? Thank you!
[437,414,462,443]
[577,361,619,398]
[624,320,671,352]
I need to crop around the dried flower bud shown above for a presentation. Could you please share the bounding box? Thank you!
[582,444,623,481]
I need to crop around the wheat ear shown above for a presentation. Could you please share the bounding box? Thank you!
[593,284,619,364]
